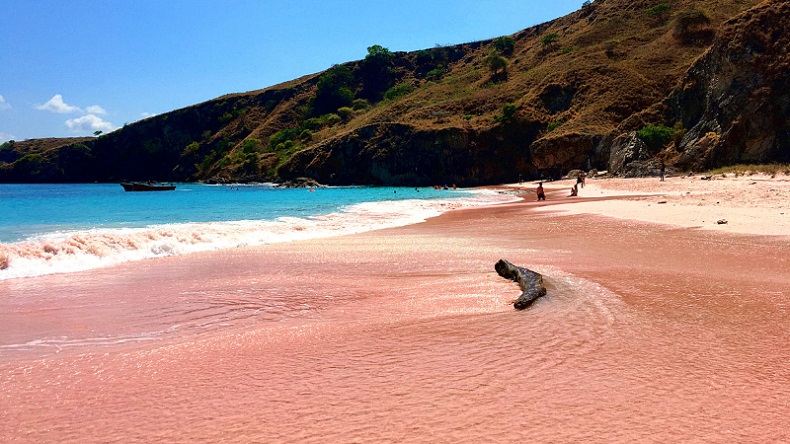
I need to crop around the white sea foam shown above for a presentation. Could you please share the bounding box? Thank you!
[0,190,518,280]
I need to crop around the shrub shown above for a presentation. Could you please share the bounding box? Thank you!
[637,125,674,151]
[241,138,263,153]
[320,113,342,127]
[272,139,304,159]
[494,36,515,56]
[426,68,448,81]
[484,51,508,75]
[299,129,313,140]
[547,121,564,132]
[184,142,201,155]
[218,107,247,124]
[268,128,301,148]
[494,103,518,124]
[541,33,560,50]
[384,82,415,101]
[219,112,234,123]
[303,118,324,131]
[352,98,371,111]
[647,4,671,23]
[337,106,356,121]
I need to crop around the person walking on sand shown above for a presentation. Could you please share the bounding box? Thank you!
[536,182,546,201]
[660,160,666,182]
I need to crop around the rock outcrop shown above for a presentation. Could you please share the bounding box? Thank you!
[665,0,790,170]
[277,122,541,186]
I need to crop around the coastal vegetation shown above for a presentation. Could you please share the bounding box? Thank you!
[2,0,787,185]
[637,125,674,151]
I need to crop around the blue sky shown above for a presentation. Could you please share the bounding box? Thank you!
[0,0,582,142]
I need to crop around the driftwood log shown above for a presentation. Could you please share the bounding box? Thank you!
[495,259,547,310]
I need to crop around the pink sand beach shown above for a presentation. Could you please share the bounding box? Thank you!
[2,175,789,443]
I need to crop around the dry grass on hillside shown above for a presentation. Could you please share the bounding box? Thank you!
[338,0,761,140]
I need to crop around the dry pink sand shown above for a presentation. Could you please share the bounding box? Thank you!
[2,176,790,443]
[511,173,790,237]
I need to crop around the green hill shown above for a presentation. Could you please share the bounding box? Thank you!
[2,0,787,184]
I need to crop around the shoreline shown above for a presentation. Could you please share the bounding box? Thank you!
[0,187,518,280]
[3,175,790,442]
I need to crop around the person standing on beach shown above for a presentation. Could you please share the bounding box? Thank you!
[577,171,586,188]
[537,182,546,201]
[660,160,666,182]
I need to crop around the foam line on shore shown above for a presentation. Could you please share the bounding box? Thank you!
[0,190,519,280]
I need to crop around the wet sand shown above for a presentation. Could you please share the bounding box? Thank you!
[2,177,789,443]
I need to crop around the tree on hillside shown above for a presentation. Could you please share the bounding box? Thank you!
[360,45,396,101]
[312,65,355,116]
[485,51,508,77]
[494,36,515,56]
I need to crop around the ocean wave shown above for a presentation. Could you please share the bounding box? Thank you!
[0,190,518,280]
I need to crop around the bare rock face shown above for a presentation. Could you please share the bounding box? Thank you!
[676,132,721,170]
[666,0,790,168]
[530,133,601,173]
[608,131,649,175]
[277,122,541,186]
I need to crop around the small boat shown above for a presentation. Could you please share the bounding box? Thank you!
[120,181,176,192]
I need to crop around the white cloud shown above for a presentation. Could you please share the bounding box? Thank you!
[0,132,16,143]
[85,105,107,115]
[0,94,10,111]
[65,114,115,133]
[141,112,157,118]
[36,94,81,114]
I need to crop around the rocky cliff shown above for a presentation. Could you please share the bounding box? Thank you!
[666,0,789,170]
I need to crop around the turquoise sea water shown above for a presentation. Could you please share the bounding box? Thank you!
[0,183,515,279]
